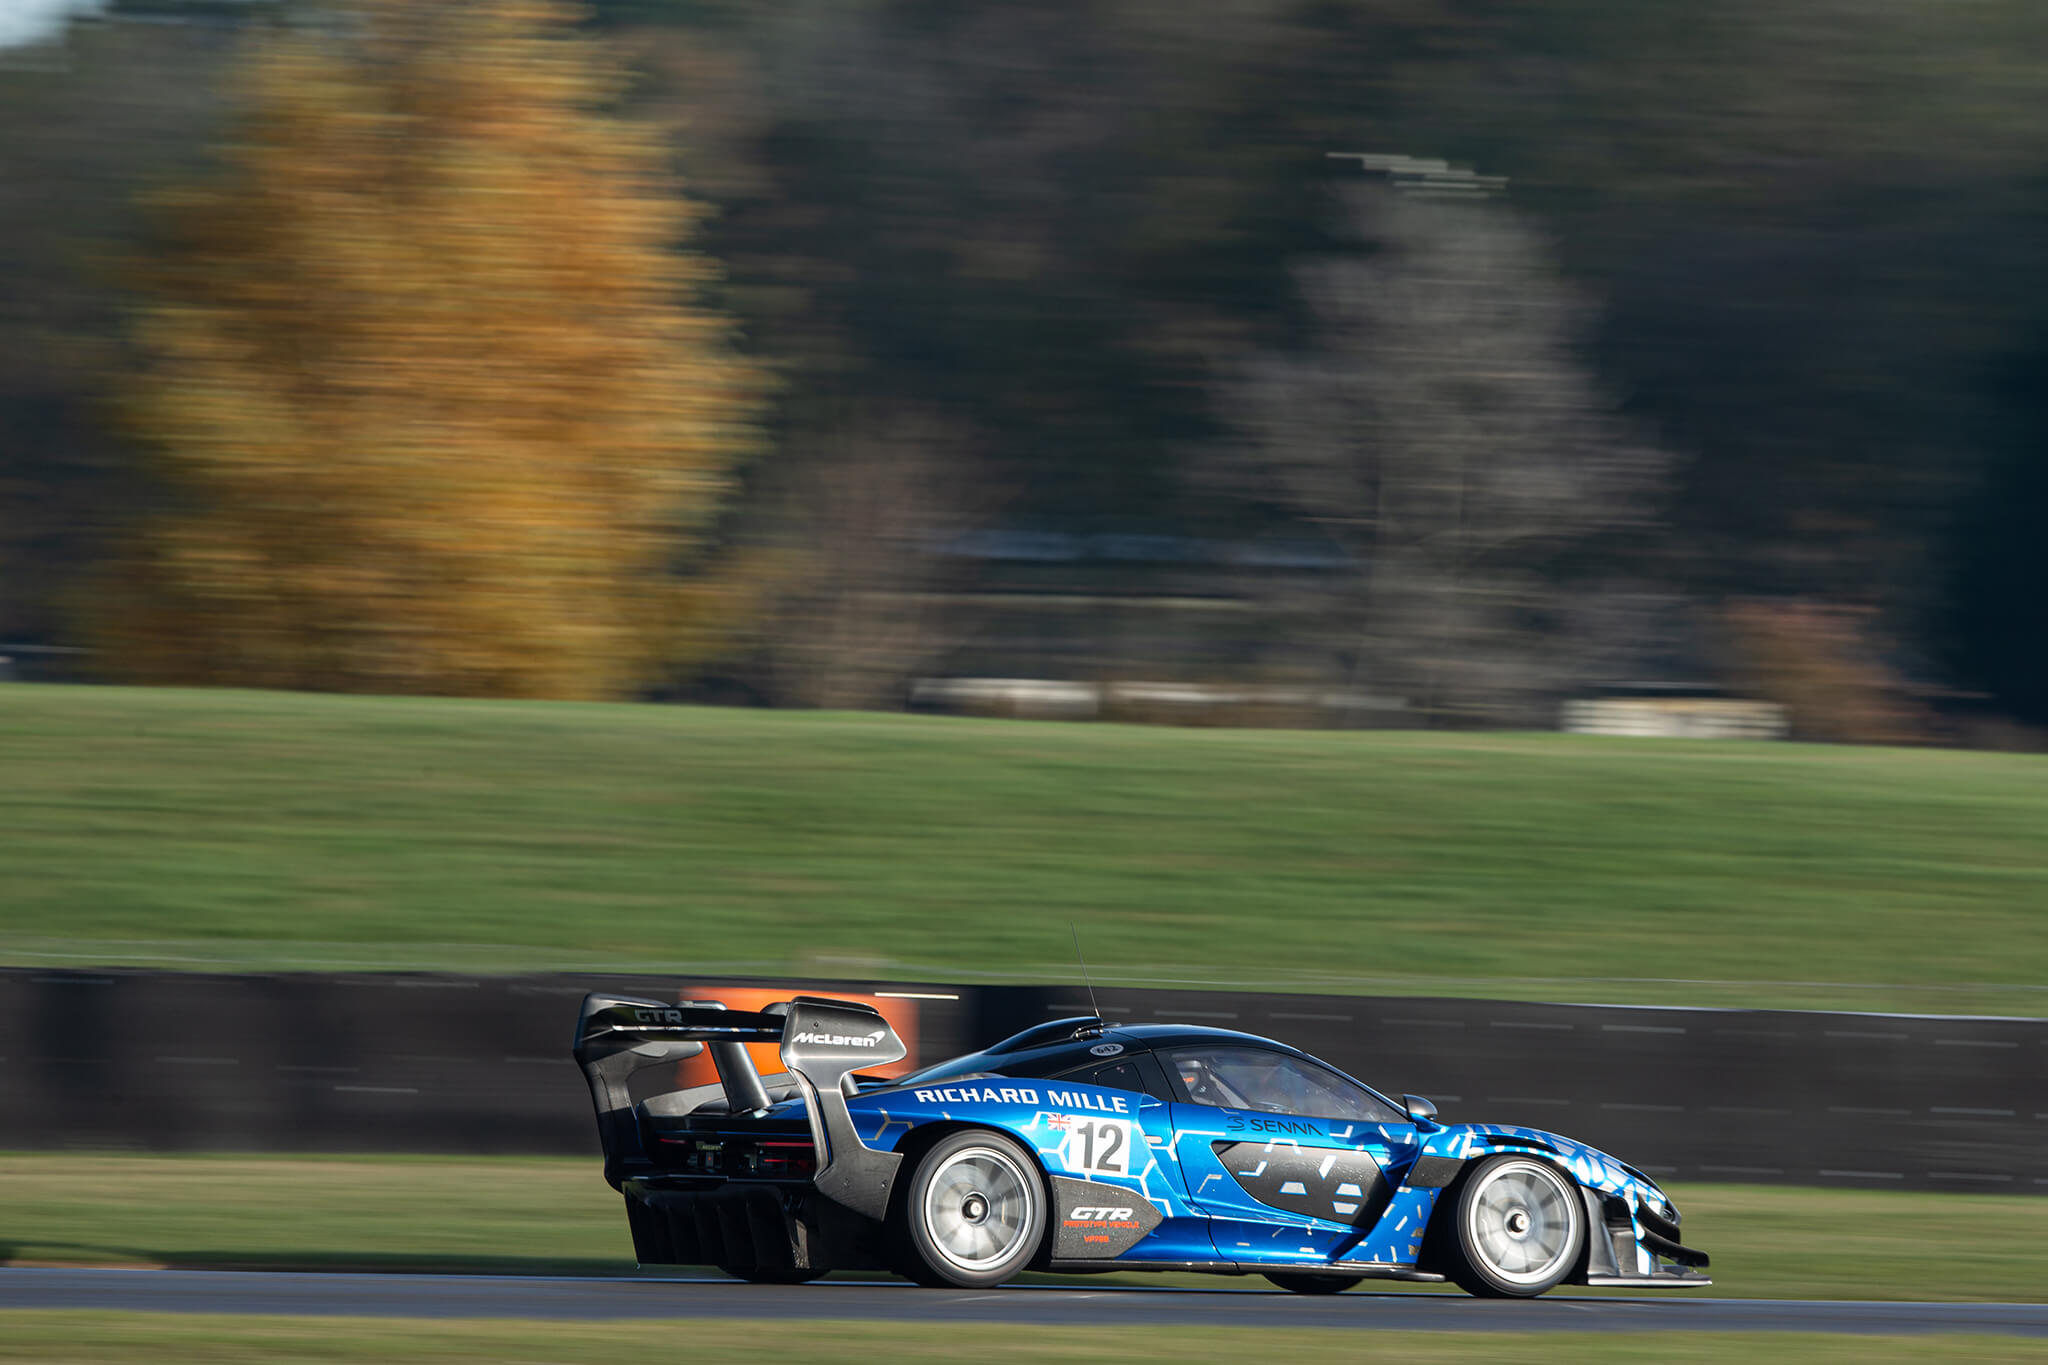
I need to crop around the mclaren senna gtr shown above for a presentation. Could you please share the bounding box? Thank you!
[572,991,1710,1297]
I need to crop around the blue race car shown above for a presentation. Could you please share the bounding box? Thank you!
[573,992,1709,1297]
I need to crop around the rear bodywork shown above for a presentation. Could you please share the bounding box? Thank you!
[573,992,1710,1286]
[574,992,910,1278]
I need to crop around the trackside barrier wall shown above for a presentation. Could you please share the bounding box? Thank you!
[0,969,2041,1193]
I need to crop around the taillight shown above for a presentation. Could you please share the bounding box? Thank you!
[654,1135,816,1177]
[753,1140,817,1176]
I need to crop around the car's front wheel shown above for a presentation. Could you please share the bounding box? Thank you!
[898,1129,1047,1288]
[1442,1155,1585,1298]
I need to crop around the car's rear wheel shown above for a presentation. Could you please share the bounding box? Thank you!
[1264,1272,1363,1295]
[1442,1155,1585,1298]
[898,1129,1047,1288]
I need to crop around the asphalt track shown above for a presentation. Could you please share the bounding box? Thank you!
[5,1269,2048,1336]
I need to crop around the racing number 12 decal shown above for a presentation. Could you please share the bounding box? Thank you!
[1063,1118,1135,1177]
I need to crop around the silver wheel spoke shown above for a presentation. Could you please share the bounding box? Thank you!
[1465,1162,1578,1287]
[921,1145,1036,1274]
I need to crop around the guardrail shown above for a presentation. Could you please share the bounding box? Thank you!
[2,969,2040,1192]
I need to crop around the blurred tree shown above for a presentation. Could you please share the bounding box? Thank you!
[1943,317,2048,727]
[748,402,983,710]
[0,18,234,651]
[1225,183,1670,723]
[1720,598,1928,744]
[706,0,1337,525]
[92,0,761,697]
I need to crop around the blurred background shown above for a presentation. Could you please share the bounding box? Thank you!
[3,0,2045,742]
[3,3,2048,1348]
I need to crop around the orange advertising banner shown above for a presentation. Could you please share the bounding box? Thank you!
[670,985,923,1092]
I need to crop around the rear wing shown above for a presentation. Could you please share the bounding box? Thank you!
[572,992,907,1217]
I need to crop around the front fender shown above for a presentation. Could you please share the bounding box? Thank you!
[1408,1124,1707,1285]
[1414,1123,1662,1204]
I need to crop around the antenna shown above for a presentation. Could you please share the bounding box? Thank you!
[1070,921,1103,1022]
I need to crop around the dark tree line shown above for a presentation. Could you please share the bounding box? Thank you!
[3,0,2046,726]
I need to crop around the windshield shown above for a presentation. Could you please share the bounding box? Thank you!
[1167,1046,1405,1123]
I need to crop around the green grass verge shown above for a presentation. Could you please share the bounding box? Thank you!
[4,685,2047,1011]
[0,1155,633,1278]
[4,1317,2047,1364]
[3,1154,2043,1302]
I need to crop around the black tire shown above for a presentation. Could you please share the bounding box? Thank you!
[1439,1154,1585,1298]
[896,1129,1047,1288]
[719,1264,829,1284]
[1264,1272,1364,1295]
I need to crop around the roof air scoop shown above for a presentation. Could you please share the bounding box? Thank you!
[985,1016,1108,1054]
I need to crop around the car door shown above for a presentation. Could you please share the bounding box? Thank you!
[1042,1053,1214,1262]
[1161,1045,1424,1265]
[1047,1053,1188,1198]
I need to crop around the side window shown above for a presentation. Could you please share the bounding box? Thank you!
[1056,1055,1174,1102]
[1166,1047,1401,1123]
[1076,1060,1145,1094]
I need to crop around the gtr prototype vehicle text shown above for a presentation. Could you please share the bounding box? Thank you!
[572,993,1709,1295]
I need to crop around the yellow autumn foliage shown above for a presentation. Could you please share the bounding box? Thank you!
[93,0,762,698]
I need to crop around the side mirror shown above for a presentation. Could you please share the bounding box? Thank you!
[1402,1094,1438,1123]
